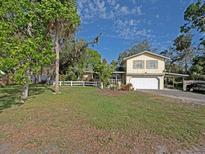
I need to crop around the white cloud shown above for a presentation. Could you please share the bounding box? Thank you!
[129,19,140,26]
[77,0,151,40]
[113,19,153,40]
[114,3,120,10]
[120,6,129,15]
[78,0,143,21]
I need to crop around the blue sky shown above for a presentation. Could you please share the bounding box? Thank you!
[77,0,196,62]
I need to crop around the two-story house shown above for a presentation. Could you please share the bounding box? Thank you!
[122,51,170,90]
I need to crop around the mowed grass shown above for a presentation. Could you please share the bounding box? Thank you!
[0,84,47,111]
[0,86,205,150]
[63,87,205,144]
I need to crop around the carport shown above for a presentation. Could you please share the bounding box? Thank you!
[165,72,189,90]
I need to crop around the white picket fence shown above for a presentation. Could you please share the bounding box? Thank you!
[58,81,99,87]
[109,79,122,84]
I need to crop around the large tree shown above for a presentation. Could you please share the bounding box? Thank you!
[118,40,152,65]
[37,0,80,93]
[190,55,205,78]
[0,0,80,99]
[65,48,102,80]
[94,59,115,89]
[173,33,193,73]
[180,0,205,75]
[84,48,101,71]
[59,34,101,80]
[181,0,205,39]
[0,0,54,100]
[60,39,87,75]
[160,47,184,73]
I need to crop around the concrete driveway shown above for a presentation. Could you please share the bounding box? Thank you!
[140,89,205,105]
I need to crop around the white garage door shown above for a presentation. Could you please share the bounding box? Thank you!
[130,78,159,90]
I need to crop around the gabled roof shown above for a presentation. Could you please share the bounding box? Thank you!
[123,51,170,61]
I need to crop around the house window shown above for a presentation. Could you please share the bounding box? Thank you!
[146,60,158,69]
[133,60,144,69]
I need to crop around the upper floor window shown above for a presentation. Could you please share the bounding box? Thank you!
[146,60,158,69]
[133,60,144,69]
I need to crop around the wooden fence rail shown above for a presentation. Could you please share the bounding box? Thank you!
[59,81,99,87]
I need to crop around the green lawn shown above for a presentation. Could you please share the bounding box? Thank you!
[0,86,205,153]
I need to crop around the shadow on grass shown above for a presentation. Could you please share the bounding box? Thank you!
[0,84,49,113]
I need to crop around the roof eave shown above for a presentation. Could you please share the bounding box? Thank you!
[123,51,170,61]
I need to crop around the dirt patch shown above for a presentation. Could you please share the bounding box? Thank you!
[1,118,204,153]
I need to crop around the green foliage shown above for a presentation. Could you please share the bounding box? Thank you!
[161,47,185,73]
[162,1,205,76]
[174,34,192,52]
[118,40,152,64]
[181,1,205,49]
[0,0,54,85]
[84,48,101,71]
[65,48,102,81]
[128,40,152,54]
[60,39,102,80]
[182,0,205,34]
[94,59,115,86]
[172,33,193,73]
[66,63,84,80]
[190,55,205,78]
[180,0,205,76]
[37,0,80,36]
[0,0,80,86]
[60,39,87,74]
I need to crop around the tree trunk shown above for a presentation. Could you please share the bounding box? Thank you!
[185,58,188,73]
[54,37,60,93]
[21,22,32,100]
[22,84,29,100]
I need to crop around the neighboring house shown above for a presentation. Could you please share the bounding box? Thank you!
[82,70,95,81]
[121,51,170,90]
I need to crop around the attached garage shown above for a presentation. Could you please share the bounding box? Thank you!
[122,51,169,90]
[130,77,159,90]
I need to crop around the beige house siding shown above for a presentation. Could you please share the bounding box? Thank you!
[126,53,165,74]
[124,52,167,90]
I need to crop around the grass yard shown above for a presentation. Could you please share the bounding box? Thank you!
[0,86,205,153]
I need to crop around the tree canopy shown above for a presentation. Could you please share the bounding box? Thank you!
[0,0,80,98]
[60,43,102,81]
[180,0,205,75]
[181,0,205,50]
[93,59,115,89]
[190,56,205,78]
[118,40,152,64]
[0,0,54,84]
